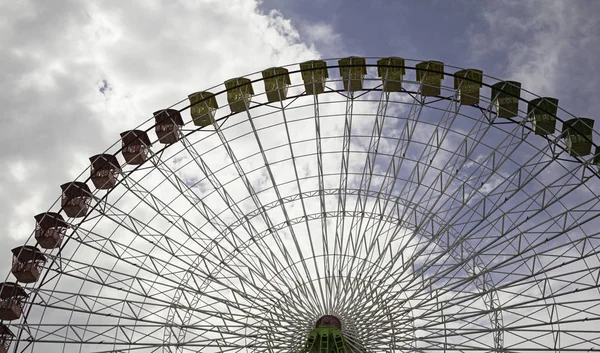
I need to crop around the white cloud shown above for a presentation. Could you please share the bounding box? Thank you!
[0,0,319,245]
[302,21,342,53]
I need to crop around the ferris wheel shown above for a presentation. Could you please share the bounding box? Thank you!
[1,56,600,353]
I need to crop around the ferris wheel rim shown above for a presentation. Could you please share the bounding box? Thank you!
[3,56,600,353]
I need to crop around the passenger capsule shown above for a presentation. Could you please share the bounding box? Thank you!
[262,67,291,102]
[0,282,28,321]
[527,97,558,136]
[60,182,91,218]
[225,78,254,113]
[120,130,151,165]
[491,81,521,118]
[189,92,218,127]
[594,146,600,165]
[377,57,405,92]
[299,60,329,95]
[416,60,444,97]
[89,154,120,190]
[562,118,594,157]
[338,56,367,92]
[0,324,14,353]
[454,69,483,106]
[154,109,183,144]
[34,212,67,249]
[11,246,46,283]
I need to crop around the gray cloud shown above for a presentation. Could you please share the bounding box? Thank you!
[467,0,600,117]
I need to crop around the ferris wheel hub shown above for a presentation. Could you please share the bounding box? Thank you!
[315,315,342,329]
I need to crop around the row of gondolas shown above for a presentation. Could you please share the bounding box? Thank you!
[0,57,597,352]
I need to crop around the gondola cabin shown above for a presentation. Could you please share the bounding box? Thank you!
[60,182,91,218]
[562,118,595,157]
[454,69,483,106]
[0,282,27,321]
[11,246,46,284]
[492,81,521,118]
[120,130,151,165]
[338,56,367,92]
[189,91,218,127]
[299,60,328,95]
[262,67,291,102]
[34,212,67,249]
[89,154,120,190]
[225,78,254,113]
[377,57,405,92]
[416,60,444,97]
[527,97,558,136]
[0,325,13,353]
[154,109,184,144]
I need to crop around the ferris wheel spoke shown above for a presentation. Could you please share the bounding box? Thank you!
[358,126,584,322]
[382,101,462,227]
[66,195,272,301]
[12,330,270,351]
[330,88,355,314]
[176,136,323,316]
[29,277,278,325]
[177,135,279,264]
[344,97,465,297]
[384,252,600,336]
[147,146,310,293]
[199,114,319,308]
[458,165,598,247]
[427,142,542,248]
[343,201,457,316]
[343,92,425,277]
[22,318,280,350]
[242,99,327,314]
[340,88,389,275]
[422,130,559,248]
[93,173,218,263]
[36,222,305,339]
[275,95,330,318]
[342,82,393,239]
[332,197,520,342]
[427,166,600,294]
[395,106,495,226]
[312,92,333,317]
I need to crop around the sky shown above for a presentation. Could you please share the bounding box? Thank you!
[1,0,600,352]
[2,0,599,253]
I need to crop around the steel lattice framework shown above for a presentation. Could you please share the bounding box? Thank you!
[2,57,600,353]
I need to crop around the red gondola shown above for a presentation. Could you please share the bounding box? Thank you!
[90,154,120,190]
[60,182,91,218]
[120,130,151,165]
[0,283,28,321]
[11,246,46,283]
[154,109,184,144]
[34,212,67,249]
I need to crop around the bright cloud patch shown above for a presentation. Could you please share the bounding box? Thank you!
[0,0,320,252]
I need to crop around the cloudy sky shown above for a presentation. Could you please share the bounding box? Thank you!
[1,0,600,351]
[3,0,599,248]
